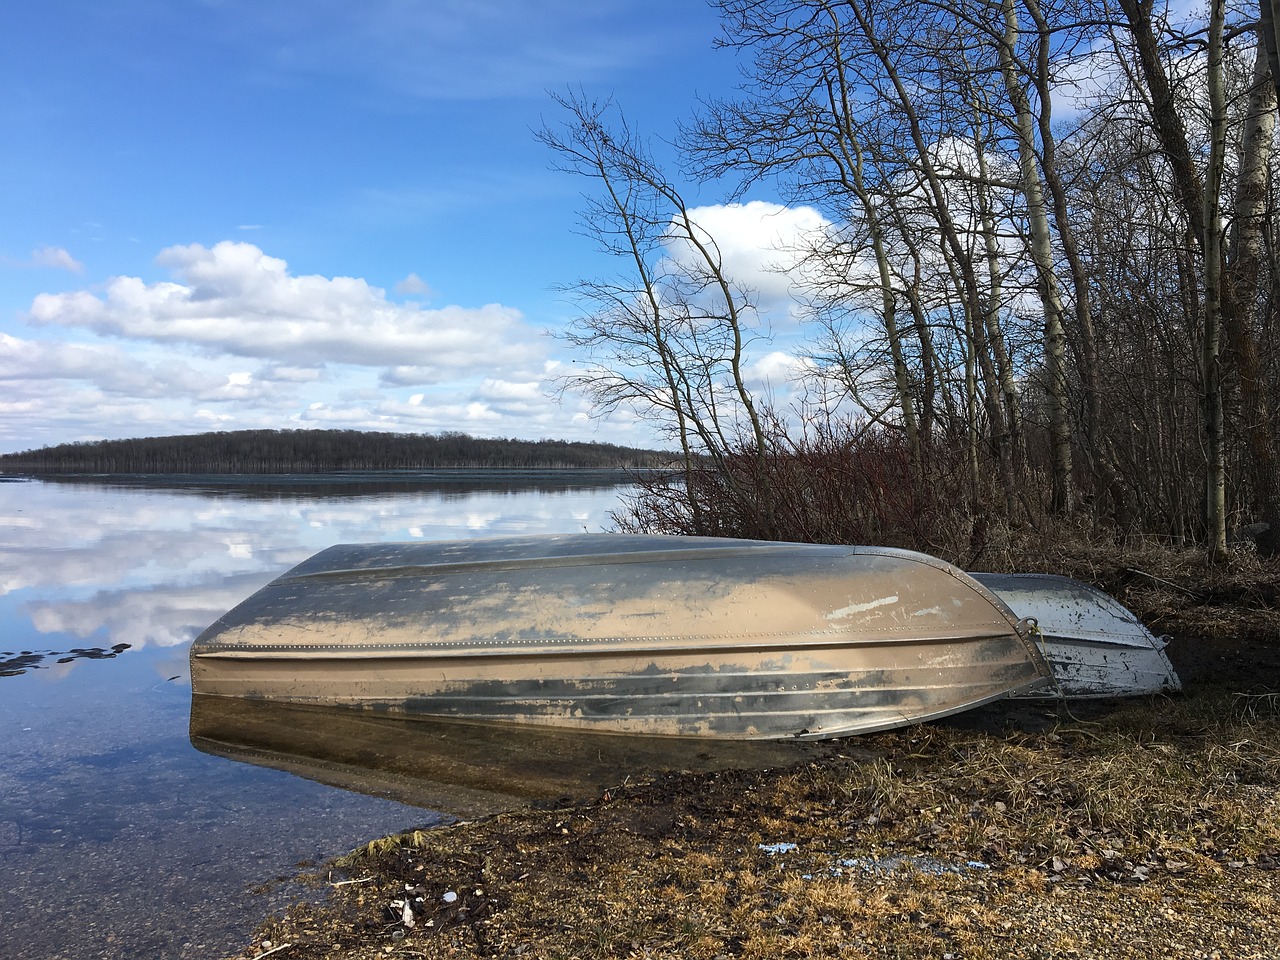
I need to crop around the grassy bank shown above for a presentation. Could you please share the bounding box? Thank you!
[228,692,1279,959]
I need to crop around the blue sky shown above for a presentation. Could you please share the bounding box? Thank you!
[0,0,822,454]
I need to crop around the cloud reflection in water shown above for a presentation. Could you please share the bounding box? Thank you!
[0,475,629,663]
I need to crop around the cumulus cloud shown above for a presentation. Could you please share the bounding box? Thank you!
[31,246,85,272]
[28,241,544,379]
[308,395,504,432]
[662,201,830,323]
[3,246,85,273]
[0,328,338,449]
[0,334,221,398]
[394,272,432,296]
[747,350,808,387]
[254,363,326,383]
[0,239,699,453]
[475,379,543,402]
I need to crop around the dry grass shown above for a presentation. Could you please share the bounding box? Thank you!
[231,691,1280,960]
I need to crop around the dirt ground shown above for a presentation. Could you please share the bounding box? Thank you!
[224,545,1280,960]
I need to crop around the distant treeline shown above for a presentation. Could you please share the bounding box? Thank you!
[0,429,673,474]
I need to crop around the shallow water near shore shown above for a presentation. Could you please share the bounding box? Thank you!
[0,473,634,960]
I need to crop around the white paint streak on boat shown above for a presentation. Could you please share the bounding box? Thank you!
[824,595,899,620]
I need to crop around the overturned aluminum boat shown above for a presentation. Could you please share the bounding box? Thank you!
[971,573,1180,699]
[191,534,1052,740]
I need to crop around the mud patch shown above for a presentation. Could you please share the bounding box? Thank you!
[0,643,131,677]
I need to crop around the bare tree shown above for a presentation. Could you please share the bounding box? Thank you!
[538,91,776,535]
[992,0,1074,515]
[1226,34,1280,554]
[540,0,1280,558]
[1113,0,1280,555]
[1203,0,1230,559]
[690,0,1031,517]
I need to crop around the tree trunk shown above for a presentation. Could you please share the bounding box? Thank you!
[1023,0,1125,526]
[822,55,922,472]
[1202,0,1228,559]
[1117,0,1226,556]
[1226,39,1280,555]
[997,0,1072,515]
[971,122,1026,476]
[845,0,1019,515]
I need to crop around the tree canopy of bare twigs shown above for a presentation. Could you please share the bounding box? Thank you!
[544,0,1280,560]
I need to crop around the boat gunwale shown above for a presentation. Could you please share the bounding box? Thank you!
[280,541,990,585]
[192,627,1033,660]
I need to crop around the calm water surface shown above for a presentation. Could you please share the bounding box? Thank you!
[0,474,634,960]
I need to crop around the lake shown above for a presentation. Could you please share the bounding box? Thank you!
[0,473,638,960]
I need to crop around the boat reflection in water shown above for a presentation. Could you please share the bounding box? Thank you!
[189,695,826,819]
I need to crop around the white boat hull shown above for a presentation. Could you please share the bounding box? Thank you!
[971,573,1181,699]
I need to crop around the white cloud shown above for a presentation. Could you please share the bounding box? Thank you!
[475,378,543,402]
[394,271,432,296]
[30,246,85,273]
[0,334,222,398]
[662,201,830,324]
[28,241,543,379]
[1,240,630,451]
[375,392,549,431]
[748,351,807,387]
[254,363,325,383]
[2,246,85,273]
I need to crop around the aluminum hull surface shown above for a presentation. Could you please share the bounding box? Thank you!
[191,534,1052,740]
[971,573,1181,699]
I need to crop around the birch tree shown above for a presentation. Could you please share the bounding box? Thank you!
[1114,0,1280,555]
[1203,0,1229,559]
[693,0,1026,515]
[994,0,1073,515]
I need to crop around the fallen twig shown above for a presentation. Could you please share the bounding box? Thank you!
[330,875,375,887]
[1125,567,1203,599]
